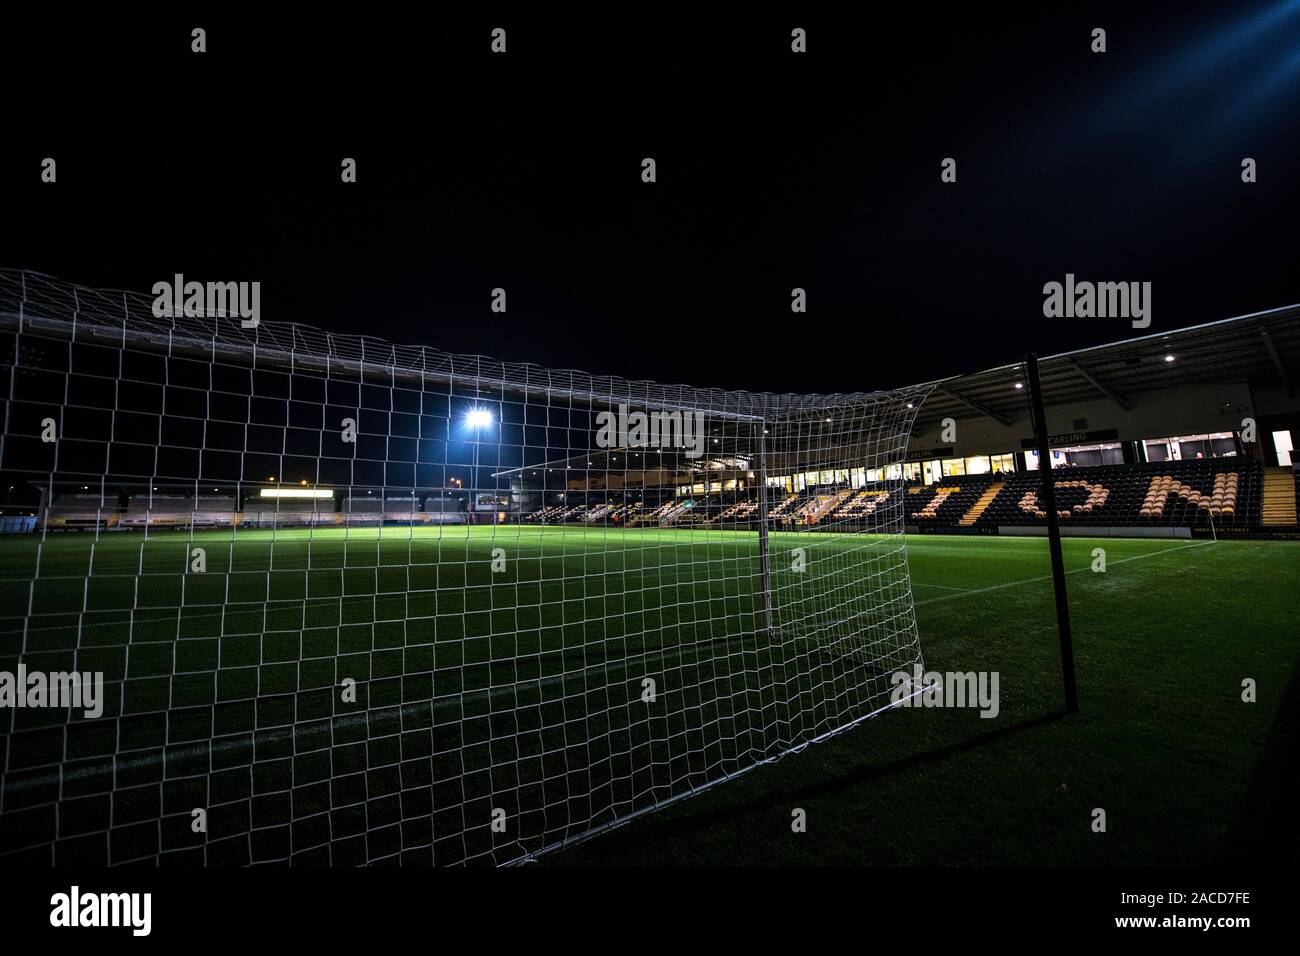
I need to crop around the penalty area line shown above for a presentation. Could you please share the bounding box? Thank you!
[913,539,1216,608]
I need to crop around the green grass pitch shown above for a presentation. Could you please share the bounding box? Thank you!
[0,527,1295,865]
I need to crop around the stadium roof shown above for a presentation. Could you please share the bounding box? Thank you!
[493,448,754,481]
[911,303,1300,432]
[483,301,1300,480]
[4,269,1295,442]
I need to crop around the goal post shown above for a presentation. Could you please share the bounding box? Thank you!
[1024,352,1079,715]
[0,270,930,865]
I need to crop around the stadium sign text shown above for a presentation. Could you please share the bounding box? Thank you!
[1019,428,1121,450]
[152,273,261,328]
[1042,273,1151,329]
[0,664,104,718]
[595,403,706,459]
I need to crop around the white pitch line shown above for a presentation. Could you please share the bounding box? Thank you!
[0,536,1214,798]
[0,635,749,794]
[914,539,1216,608]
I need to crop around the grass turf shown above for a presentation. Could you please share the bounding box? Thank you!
[0,526,1295,865]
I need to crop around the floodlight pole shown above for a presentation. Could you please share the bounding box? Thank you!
[1025,353,1079,714]
[757,424,774,637]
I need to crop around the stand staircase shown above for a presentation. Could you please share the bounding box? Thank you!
[959,481,1004,527]
[1261,467,1297,527]
[810,489,854,524]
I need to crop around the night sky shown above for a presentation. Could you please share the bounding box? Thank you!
[3,4,1298,395]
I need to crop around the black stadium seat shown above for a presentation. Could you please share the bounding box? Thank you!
[972,460,1260,529]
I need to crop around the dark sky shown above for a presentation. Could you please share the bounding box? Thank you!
[3,3,1299,395]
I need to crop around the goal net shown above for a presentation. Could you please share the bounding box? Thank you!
[0,271,929,865]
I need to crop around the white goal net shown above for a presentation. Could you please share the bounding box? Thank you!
[0,271,929,865]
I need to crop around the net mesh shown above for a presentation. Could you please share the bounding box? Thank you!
[0,271,929,865]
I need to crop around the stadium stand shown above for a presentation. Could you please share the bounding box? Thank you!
[975,460,1261,528]
[1017,479,1110,521]
[906,476,995,524]
[505,462,1282,535]
[829,489,893,522]
[636,500,682,525]
[768,493,801,520]
[119,493,237,528]
[604,502,642,524]
[341,494,424,525]
[37,460,1284,537]
[423,495,469,524]
[522,501,646,525]
[659,497,705,525]
[527,503,593,523]
[717,497,761,522]
[521,504,568,524]
[795,489,854,524]
[240,496,336,528]
[42,493,116,529]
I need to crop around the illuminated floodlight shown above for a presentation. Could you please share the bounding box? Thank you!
[466,408,494,429]
[259,488,334,499]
